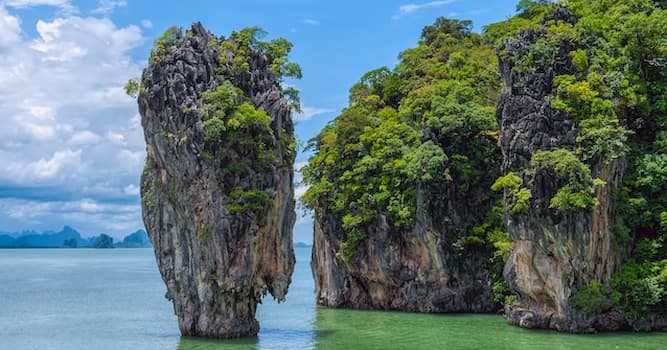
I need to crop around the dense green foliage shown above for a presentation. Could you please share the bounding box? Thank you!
[217,27,302,80]
[492,172,532,214]
[508,0,667,328]
[198,80,276,218]
[483,1,551,45]
[302,0,667,324]
[216,27,302,111]
[483,0,667,325]
[530,149,601,212]
[196,28,301,220]
[138,25,301,225]
[149,26,183,64]
[227,187,272,216]
[302,18,505,273]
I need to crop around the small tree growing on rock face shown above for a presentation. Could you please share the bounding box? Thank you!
[528,149,601,213]
[149,26,183,64]
[124,79,140,98]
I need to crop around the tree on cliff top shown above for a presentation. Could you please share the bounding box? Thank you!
[302,17,503,268]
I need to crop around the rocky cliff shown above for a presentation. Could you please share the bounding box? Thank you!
[307,19,503,313]
[306,1,667,333]
[139,23,296,339]
[311,181,500,313]
[496,8,628,332]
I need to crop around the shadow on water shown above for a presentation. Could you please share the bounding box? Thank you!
[177,329,328,350]
[177,336,258,350]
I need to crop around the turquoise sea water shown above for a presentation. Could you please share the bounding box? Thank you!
[1,248,666,349]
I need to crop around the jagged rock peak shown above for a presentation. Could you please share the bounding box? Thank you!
[139,22,296,339]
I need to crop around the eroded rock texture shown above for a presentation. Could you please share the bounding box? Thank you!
[312,150,500,313]
[496,9,626,332]
[310,18,504,314]
[139,23,295,338]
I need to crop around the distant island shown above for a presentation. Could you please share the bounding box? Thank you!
[0,226,152,249]
[0,226,310,250]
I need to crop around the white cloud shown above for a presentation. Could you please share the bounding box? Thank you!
[0,5,145,235]
[140,19,152,28]
[91,0,126,14]
[0,5,21,47]
[4,0,76,14]
[295,161,308,171]
[393,0,455,19]
[294,161,307,185]
[295,208,312,225]
[6,200,52,220]
[29,16,142,63]
[123,184,140,196]
[116,149,145,172]
[4,0,70,8]
[7,149,82,181]
[0,198,142,238]
[294,185,308,200]
[23,122,57,140]
[28,105,55,119]
[303,18,319,25]
[294,106,334,122]
[68,130,101,145]
[79,198,104,213]
[106,130,126,145]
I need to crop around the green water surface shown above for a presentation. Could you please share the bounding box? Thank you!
[1,247,666,349]
[179,309,667,350]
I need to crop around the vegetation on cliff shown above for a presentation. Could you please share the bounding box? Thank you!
[136,23,298,338]
[493,0,667,330]
[302,18,508,302]
[303,0,667,328]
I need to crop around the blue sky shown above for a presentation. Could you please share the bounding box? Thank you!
[0,0,518,242]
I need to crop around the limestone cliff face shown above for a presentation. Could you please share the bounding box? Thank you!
[139,23,295,339]
[496,8,626,332]
[312,155,500,313]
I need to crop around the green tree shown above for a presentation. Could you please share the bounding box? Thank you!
[302,16,503,267]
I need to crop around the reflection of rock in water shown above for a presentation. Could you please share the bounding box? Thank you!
[177,336,259,350]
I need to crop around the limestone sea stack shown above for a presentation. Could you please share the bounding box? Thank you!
[138,23,296,338]
[306,19,504,313]
[496,8,626,332]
